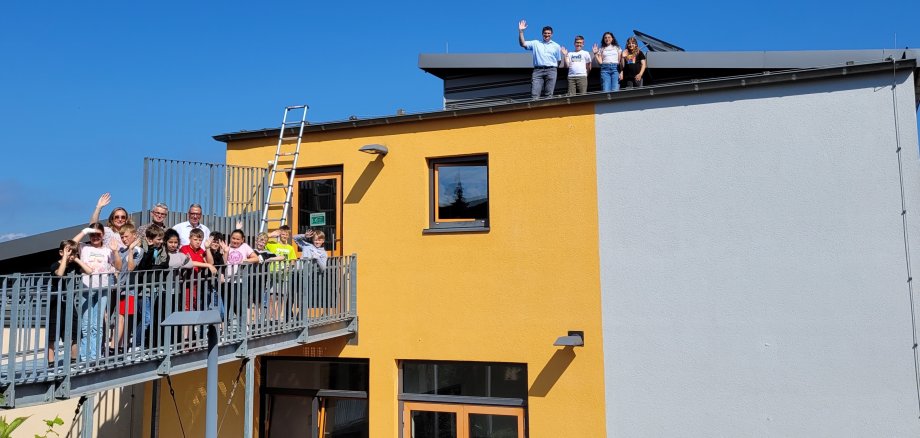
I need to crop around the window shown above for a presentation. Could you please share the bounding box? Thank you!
[400,361,527,437]
[426,155,489,233]
[262,358,369,438]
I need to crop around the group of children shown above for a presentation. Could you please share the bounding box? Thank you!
[47,198,330,365]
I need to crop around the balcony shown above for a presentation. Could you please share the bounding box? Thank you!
[0,256,357,408]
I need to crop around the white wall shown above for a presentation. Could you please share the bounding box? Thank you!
[595,70,920,437]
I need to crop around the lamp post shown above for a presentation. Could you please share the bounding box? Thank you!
[161,310,223,438]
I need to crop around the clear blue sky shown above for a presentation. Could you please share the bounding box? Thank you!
[2,0,918,240]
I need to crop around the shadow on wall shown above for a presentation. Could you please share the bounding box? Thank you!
[53,385,143,438]
[96,385,144,438]
[345,155,385,204]
[528,347,576,397]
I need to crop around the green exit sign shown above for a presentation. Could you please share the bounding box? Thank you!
[309,212,326,227]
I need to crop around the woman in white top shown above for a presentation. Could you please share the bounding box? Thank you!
[593,32,622,92]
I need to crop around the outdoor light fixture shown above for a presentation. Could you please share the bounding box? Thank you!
[359,144,388,156]
[554,331,585,347]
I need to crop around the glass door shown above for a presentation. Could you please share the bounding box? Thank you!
[294,171,342,257]
[403,402,524,438]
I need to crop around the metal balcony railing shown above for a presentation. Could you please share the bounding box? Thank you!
[141,158,270,235]
[0,255,357,408]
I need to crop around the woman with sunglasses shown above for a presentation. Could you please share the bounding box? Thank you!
[89,192,135,250]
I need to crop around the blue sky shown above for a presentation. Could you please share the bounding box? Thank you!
[2,0,919,240]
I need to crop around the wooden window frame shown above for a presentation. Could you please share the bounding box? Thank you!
[425,154,490,234]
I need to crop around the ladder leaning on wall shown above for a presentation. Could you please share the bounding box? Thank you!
[259,104,309,233]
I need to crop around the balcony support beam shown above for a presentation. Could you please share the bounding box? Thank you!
[244,358,255,438]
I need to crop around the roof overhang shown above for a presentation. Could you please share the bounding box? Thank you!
[213,58,918,143]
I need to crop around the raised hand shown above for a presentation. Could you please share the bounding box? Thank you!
[96,193,111,209]
[592,43,599,54]
[518,20,527,32]
[108,237,120,252]
[561,46,568,56]
[82,227,101,235]
[62,246,73,259]
[235,220,243,230]
[204,237,213,248]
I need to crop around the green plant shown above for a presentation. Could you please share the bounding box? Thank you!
[35,416,63,438]
[0,416,29,438]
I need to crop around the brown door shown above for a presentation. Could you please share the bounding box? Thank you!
[293,171,342,257]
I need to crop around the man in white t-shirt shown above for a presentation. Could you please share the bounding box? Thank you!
[561,35,593,96]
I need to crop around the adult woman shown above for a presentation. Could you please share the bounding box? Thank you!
[90,193,134,250]
[593,32,621,92]
[621,37,647,88]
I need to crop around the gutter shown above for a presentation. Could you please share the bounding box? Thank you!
[213,59,918,143]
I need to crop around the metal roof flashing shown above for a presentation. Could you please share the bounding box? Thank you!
[212,58,918,143]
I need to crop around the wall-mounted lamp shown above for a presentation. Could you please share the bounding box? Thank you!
[359,144,388,156]
[553,331,584,347]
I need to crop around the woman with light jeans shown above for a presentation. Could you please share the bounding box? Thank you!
[593,32,622,92]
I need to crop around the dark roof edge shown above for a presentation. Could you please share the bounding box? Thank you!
[213,59,917,143]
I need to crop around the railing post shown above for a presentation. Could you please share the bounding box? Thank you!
[157,270,175,375]
[56,274,77,399]
[349,254,358,317]
[2,274,21,407]
[236,267,249,356]
[142,157,150,211]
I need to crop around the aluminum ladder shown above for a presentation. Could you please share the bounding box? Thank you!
[260,105,308,233]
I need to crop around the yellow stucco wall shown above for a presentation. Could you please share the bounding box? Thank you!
[143,361,249,438]
[156,104,606,437]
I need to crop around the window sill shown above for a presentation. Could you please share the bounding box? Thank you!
[422,226,490,235]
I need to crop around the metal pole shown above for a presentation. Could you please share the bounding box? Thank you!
[81,394,94,438]
[206,324,218,438]
[150,380,160,438]
[244,358,254,438]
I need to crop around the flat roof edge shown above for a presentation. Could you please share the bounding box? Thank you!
[213,59,917,143]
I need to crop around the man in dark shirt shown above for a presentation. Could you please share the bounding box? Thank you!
[47,240,90,365]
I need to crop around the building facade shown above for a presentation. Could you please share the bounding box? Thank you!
[178,59,920,436]
[1,53,918,438]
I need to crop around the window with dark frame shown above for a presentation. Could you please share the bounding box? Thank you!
[427,155,490,232]
[399,361,528,437]
[261,358,369,438]
[401,361,527,400]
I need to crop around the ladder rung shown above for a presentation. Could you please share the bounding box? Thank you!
[286,105,308,110]
[281,136,300,141]
[266,202,287,206]
[277,152,299,156]
[269,184,287,188]
[262,218,284,222]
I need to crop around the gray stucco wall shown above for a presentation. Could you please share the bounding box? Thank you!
[595,70,920,436]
